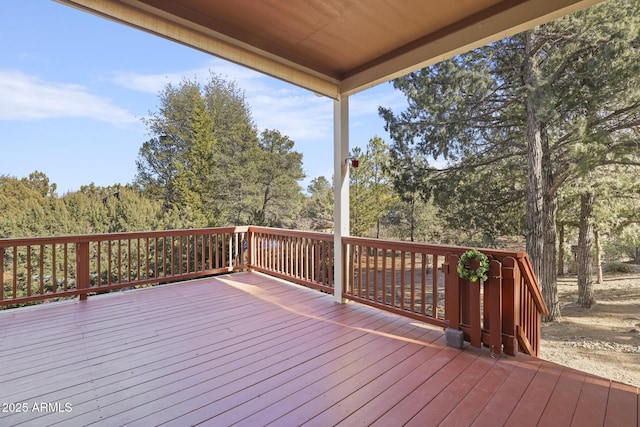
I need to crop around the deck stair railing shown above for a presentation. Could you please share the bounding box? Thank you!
[341,236,548,357]
[442,251,548,357]
[1,227,547,356]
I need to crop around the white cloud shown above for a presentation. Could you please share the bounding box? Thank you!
[250,92,333,142]
[112,59,334,142]
[350,85,407,116]
[111,71,176,95]
[0,70,137,125]
[111,58,271,95]
[109,58,406,147]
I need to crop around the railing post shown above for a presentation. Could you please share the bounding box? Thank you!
[0,247,4,301]
[76,241,90,301]
[501,257,520,356]
[468,279,481,349]
[444,254,460,329]
[247,229,254,270]
[228,233,233,270]
[485,259,503,355]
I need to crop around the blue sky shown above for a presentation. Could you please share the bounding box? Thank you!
[0,0,408,194]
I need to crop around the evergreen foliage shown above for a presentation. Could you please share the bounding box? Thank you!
[379,0,640,319]
[0,175,163,237]
[349,137,396,237]
[300,176,334,231]
[135,73,304,227]
[250,129,305,228]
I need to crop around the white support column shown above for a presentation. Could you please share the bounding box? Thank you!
[333,95,349,303]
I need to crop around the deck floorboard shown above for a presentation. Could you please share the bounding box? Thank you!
[1,272,638,426]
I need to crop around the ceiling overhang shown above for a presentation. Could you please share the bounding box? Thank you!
[55,0,604,99]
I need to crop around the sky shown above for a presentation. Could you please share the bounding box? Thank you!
[0,0,409,195]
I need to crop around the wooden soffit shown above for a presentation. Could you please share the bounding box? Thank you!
[55,0,604,99]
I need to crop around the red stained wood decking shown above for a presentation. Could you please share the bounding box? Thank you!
[0,272,637,426]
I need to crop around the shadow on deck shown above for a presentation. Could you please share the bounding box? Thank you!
[0,272,637,426]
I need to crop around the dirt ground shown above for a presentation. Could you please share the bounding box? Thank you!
[539,273,640,388]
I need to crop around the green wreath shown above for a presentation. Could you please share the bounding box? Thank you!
[457,249,489,282]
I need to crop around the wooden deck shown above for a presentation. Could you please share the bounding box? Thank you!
[0,272,637,426]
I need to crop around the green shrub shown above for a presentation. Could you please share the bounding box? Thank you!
[603,262,638,274]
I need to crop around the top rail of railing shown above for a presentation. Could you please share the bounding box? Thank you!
[0,226,249,248]
[342,235,527,258]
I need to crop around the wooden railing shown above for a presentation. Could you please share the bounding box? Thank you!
[342,237,548,357]
[342,237,449,327]
[1,226,547,356]
[0,227,248,307]
[248,227,334,293]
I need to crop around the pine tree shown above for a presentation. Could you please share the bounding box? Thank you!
[250,129,305,227]
[301,177,334,231]
[380,0,640,320]
[136,73,258,226]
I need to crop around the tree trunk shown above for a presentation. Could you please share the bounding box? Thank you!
[261,185,271,225]
[524,31,544,283]
[542,187,560,320]
[594,228,603,284]
[524,30,561,320]
[558,223,565,277]
[577,191,596,308]
[541,130,560,320]
[409,197,416,242]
